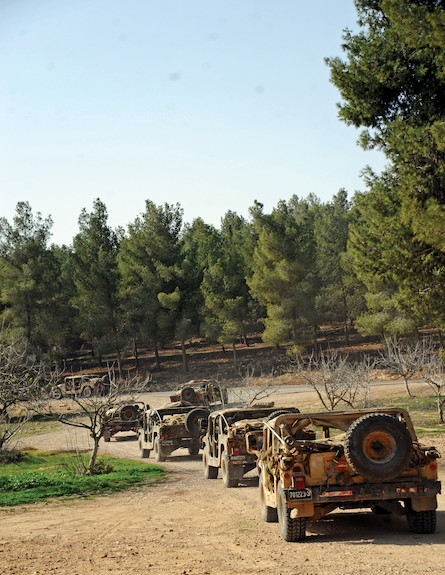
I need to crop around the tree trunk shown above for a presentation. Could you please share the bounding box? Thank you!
[340,278,350,346]
[313,325,318,354]
[291,306,297,342]
[403,376,415,399]
[438,329,444,350]
[154,343,161,369]
[133,336,139,369]
[88,437,100,473]
[438,396,445,424]
[181,339,188,373]
[232,341,238,372]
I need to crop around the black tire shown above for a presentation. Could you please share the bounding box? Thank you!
[180,386,196,403]
[120,405,139,421]
[344,413,413,482]
[259,479,277,522]
[185,408,209,436]
[81,386,92,397]
[188,439,200,456]
[266,409,299,422]
[203,451,218,479]
[221,452,240,488]
[154,436,166,462]
[277,482,306,542]
[139,437,150,459]
[104,434,111,443]
[52,388,63,400]
[405,501,437,534]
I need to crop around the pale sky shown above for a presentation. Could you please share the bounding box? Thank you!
[0,0,386,246]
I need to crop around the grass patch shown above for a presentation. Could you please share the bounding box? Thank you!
[370,395,445,437]
[0,450,166,507]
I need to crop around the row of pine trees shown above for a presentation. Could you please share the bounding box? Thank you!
[1,1,443,371]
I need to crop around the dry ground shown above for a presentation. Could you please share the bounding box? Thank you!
[0,384,444,575]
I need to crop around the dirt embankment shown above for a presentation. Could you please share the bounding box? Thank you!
[0,386,444,575]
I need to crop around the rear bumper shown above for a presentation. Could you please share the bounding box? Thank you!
[105,423,139,433]
[286,480,441,506]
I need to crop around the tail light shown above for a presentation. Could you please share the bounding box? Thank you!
[293,476,306,489]
[226,444,241,456]
[163,434,169,440]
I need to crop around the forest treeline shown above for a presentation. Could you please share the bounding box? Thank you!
[0,1,443,374]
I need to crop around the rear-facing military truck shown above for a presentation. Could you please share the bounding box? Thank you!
[102,402,145,442]
[202,406,299,488]
[255,408,441,541]
[168,379,228,407]
[138,405,207,461]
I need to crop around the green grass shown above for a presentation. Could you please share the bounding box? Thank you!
[370,395,445,437]
[0,450,166,507]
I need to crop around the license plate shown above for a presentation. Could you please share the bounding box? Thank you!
[287,488,312,501]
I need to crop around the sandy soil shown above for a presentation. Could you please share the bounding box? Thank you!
[0,386,444,575]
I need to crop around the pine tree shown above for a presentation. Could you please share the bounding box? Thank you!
[71,199,123,374]
[248,196,320,348]
[326,0,445,332]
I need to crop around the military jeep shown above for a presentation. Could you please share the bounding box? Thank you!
[256,408,441,541]
[202,407,299,488]
[138,405,205,461]
[52,374,108,399]
[102,402,145,442]
[168,379,228,407]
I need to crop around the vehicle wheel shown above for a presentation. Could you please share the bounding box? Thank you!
[185,408,209,436]
[188,439,200,456]
[103,434,111,443]
[405,501,436,534]
[52,388,63,400]
[120,405,138,421]
[221,452,240,488]
[180,386,196,403]
[203,451,218,479]
[139,437,150,458]
[81,386,92,397]
[259,479,277,522]
[277,482,306,542]
[154,437,166,462]
[265,409,299,422]
[344,413,413,482]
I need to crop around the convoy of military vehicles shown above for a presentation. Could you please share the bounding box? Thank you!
[56,376,442,542]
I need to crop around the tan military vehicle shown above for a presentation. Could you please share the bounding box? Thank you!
[102,402,145,442]
[202,407,298,488]
[168,379,228,407]
[255,408,441,541]
[138,405,205,461]
[52,374,107,399]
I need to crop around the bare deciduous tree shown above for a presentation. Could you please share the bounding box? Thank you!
[421,345,445,424]
[228,361,278,406]
[50,370,150,473]
[380,336,429,398]
[0,337,53,451]
[293,350,375,411]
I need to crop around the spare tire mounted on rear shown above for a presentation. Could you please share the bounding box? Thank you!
[120,405,139,421]
[344,413,413,482]
[185,408,209,436]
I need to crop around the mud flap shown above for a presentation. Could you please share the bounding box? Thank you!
[410,496,437,512]
[289,502,315,518]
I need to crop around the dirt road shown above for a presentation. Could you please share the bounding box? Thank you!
[0,388,443,575]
